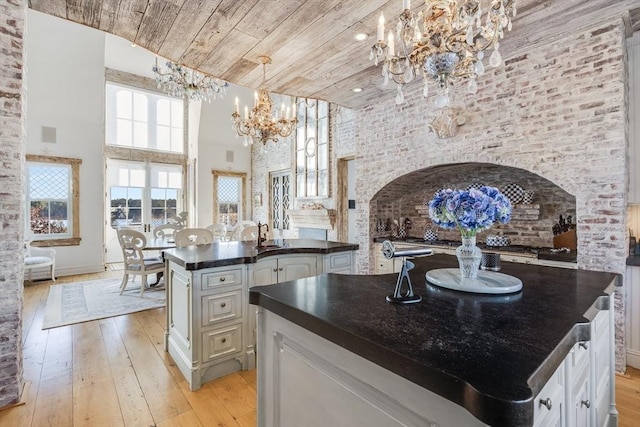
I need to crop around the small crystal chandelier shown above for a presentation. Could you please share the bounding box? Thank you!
[231,56,297,146]
[371,0,517,106]
[152,58,228,102]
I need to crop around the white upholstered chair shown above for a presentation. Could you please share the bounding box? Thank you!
[229,220,257,241]
[117,229,164,296]
[205,223,227,241]
[153,223,182,238]
[174,228,214,247]
[239,225,273,242]
[24,240,56,281]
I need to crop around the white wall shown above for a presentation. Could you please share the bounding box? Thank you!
[26,10,106,275]
[196,84,254,226]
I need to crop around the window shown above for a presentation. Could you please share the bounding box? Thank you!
[26,155,81,246]
[296,98,329,197]
[105,82,184,153]
[213,171,247,227]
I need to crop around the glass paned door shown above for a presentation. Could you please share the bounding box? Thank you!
[271,171,291,231]
[105,159,183,263]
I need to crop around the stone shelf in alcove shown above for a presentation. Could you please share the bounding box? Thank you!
[413,203,540,221]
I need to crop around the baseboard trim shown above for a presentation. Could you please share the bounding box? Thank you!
[626,348,640,369]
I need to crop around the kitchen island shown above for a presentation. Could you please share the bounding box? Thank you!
[162,239,358,390]
[250,254,618,427]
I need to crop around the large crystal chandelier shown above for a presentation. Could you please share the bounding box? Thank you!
[371,0,517,106]
[231,56,297,146]
[152,58,228,102]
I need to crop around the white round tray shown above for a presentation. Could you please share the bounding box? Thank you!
[425,268,523,294]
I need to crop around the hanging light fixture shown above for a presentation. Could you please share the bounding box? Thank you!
[231,56,297,146]
[152,58,228,102]
[371,0,517,106]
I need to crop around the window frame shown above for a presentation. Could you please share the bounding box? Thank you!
[295,98,329,198]
[212,170,247,227]
[26,154,82,247]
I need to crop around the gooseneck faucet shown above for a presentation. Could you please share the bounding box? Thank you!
[257,221,269,247]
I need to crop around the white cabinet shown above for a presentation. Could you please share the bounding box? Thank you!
[166,261,248,391]
[252,254,320,286]
[534,362,565,427]
[565,340,591,427]
[324,251,355,274]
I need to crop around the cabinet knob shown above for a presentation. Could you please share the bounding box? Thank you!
[278,267,283,271]
[221,302,226,308]
[579,342,588,350]
[539,398,552,410]
[219,276,226,282]
[221,338,226,343]
[581,400,590,408]
[273,268,278,272]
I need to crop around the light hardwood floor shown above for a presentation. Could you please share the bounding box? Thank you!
[0,271,639,427]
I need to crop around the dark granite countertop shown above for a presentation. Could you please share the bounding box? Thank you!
[163,238,358,270]
[249,254,617,427]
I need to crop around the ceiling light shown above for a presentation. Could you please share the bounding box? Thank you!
[370,0,517,106]
[152,58,228,102]
[352,88,363,93]
[231,56,298,146]
[354,33,368,41]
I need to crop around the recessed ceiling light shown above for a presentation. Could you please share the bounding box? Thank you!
[352,88,363,93]
[354,33,368,41]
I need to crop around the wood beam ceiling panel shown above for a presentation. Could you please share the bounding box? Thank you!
[156,0,223,61]
[67,0,103,27]
[234,0,307,40]
[135,0,185,53]
[178,0,259,68]
[111,0,149,42]
[29,0,67,18]
[98,0,120,33]
[197,28,260,77]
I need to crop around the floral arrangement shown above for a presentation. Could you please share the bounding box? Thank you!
[428,186,512,237]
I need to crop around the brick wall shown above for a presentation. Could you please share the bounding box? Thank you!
[346,19,628,369]
[0,0,25,408]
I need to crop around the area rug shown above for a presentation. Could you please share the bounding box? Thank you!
[42,277,165,330]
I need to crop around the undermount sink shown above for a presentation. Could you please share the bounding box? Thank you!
[255,244,281,250]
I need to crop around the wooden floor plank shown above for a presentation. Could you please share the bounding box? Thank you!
[113,313,192,424]
[156,409,204,427]
[208,372,256,419]
[177,379,241,427]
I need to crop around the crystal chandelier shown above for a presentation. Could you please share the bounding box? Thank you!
[231,56,297,146]
[152,58,228,102]
[371,0,517,106]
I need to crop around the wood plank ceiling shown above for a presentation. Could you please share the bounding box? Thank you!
[28,0,639,110]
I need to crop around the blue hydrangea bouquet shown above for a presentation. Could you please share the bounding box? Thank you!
[428,186,512,238]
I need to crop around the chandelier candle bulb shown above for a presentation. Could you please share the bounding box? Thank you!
[403,0,410,10]
[388,30,395,56]
[234,97,239,113]
[377,13,385,41]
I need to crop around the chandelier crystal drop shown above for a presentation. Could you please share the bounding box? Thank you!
[152,58,228,102]
[231,56,298,146]
[370,0,517,106]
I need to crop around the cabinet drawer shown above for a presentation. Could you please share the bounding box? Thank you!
[568,341,590,386]
[202,289,243,326]
[202,323,243,362]
[533,363,564,427]
[327,252,352,271]
[201,267,244,290]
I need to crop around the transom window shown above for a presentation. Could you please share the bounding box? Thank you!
[106,82,184,153]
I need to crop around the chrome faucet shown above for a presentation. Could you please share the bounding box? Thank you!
[257,221,269,247]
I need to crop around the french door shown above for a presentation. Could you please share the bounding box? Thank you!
[105,159,183,263]
[271,171,291,231]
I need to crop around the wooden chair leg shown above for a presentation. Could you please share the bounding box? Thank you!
[120,273,129,294]
[141,275,148,297]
